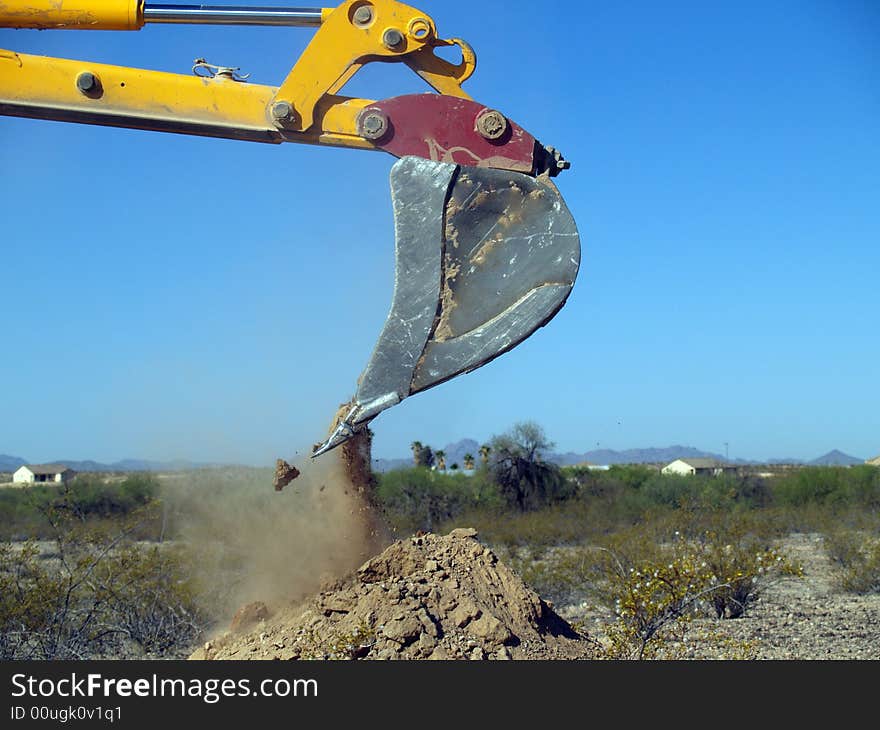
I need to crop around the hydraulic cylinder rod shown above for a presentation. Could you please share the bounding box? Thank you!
[142,4,326,27]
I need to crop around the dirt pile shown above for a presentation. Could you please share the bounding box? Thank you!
[194,528,593,660]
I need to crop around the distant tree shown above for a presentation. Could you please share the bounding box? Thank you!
[479,444,491,466]
[414,444,435,469]
[450,463,459,471]
[435,450,447,472]
[410,441,423,467]
[489,421,571,511]
[463,454,475,471]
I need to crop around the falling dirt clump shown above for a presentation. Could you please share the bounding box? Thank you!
[273,459,300,492]
[194,528,594,660]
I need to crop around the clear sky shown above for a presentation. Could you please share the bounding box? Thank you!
[1,0,878,465]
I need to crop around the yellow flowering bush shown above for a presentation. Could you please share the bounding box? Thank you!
[593,529,801,659]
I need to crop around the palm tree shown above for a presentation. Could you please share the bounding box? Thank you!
[411,441,423,467]
[463,453,475,471]
[435,450,446,472]
[479,444,491,466]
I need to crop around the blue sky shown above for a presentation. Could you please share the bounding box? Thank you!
[1,0,878,464]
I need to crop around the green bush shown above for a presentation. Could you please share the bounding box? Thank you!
[771,466,880,508]
[615,472,770,512]
[376,468,500,534]
[0,475,161,540]
[62,474,160,518]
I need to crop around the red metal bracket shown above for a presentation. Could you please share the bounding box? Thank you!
[363,94,538,175]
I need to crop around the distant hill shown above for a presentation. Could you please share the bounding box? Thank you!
[372,441,874,472]
[372,442,734,471]
[435,438,481,468]
[5,445,868,476]
[808,450,863,466]
[58,458,217,472]
[0,456,214,473]
[549,445,729,466]
[0,454,26,471]
[373,438,482,473]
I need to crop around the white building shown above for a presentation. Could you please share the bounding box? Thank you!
[661,458,736,477]
[867,454,880,467]
[12,464,76,485]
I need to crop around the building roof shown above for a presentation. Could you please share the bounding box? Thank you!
[675,458,723,469]
[20,464,73,476]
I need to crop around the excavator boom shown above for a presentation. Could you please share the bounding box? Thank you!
[0,1,581,457]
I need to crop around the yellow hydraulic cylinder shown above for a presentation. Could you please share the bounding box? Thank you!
[0,0,144,30]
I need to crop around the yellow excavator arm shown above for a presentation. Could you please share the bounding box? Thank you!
[0,1,483,154]
[1,1,581,457]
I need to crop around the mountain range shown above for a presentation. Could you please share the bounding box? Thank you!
[0,455,212,473]
[0,445,868,474]
[370,442,867,472]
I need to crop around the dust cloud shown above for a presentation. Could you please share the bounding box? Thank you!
[161,429,391,621]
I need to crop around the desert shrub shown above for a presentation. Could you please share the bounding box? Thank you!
[0,540,71,659]
[61,474,160,519]
[639,474,709,509]
[91,542,206,655]
[771,466,880,508]
[823,530,880,594]
[0,509,208,660]
[507,546,598,608]
[584,522,801,658]
[834,466,880,507]
[564,465,654,496]
[0,475,161,540]
[693,530,803,618]
[376,468,500,533]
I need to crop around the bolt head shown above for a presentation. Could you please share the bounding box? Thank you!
[476,109,508,141]
[352,5,373,26]
[383,28,404,49]
[360,112,389,140]
[76,72,98,94]
[271,101,294,124]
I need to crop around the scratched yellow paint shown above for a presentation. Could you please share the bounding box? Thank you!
[0,0,142,30]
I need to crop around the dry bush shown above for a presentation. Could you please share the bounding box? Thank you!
[823,530,880,594]
[0,506,209,660]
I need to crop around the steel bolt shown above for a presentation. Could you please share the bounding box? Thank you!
[477,109,507,139]
[383,28,404,49]
[76,72,98,94]
[360,112,389,140]
[271,101,295,124]
[475,109,508,141]
[352,5,373,26]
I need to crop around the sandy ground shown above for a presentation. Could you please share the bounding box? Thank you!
[565,532,880,660]
[193,529,880,661]
[698,533,880,659]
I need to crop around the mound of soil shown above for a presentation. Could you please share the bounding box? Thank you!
[194,528,594,660]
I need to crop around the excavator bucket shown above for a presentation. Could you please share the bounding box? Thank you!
[313,156,580,456]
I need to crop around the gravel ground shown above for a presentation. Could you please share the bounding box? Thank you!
[696,533,880,659]
[564,532,880,660]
